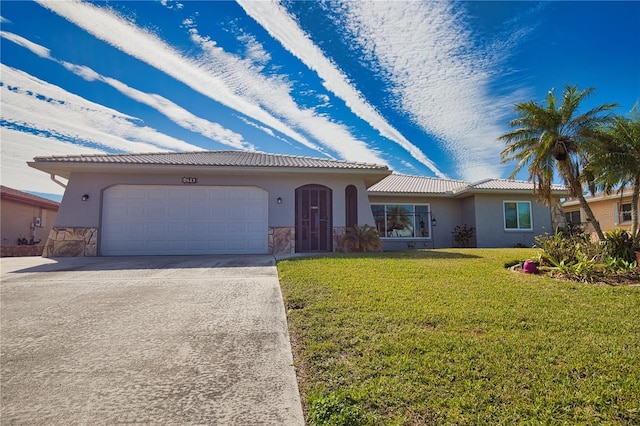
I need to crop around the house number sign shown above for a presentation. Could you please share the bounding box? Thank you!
[182,177,198,184]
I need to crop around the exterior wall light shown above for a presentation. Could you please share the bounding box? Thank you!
[277,197,283,204]
[81,194,90,201]
[431,216,437,227]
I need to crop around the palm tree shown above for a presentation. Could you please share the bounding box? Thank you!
[584,107,640,244]
[499,85,618,240]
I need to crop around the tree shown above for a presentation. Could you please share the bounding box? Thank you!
[499,85,618,240]
[584,107,640,244]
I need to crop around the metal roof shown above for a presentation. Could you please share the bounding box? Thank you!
[368,174,466,194]
[368,174,568,196]
[464,178,566,192]
[31,150,390,171]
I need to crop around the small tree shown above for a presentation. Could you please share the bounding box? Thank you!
[584,107,640,246]
[499,85,618,241]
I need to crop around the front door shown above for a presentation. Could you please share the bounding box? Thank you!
[295,185,332,252]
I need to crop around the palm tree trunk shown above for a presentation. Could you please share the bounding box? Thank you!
[559,159,606,240]
[576,193,605,241]
[632,174,640,244]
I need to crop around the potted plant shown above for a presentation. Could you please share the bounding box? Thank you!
[340,224,383,253]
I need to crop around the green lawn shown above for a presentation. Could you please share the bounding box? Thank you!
[277,249,640,425]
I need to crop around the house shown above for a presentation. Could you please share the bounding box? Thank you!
[28,151,391,257]
[27,150,568,257]
[1,185,59,256]
[368,174,567,250]
[562,189,639,235]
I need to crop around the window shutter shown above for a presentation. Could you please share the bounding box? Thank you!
[613,202,619,225]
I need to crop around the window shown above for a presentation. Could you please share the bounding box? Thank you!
[620,203,632,223]
[565,210,581,225]
[371,204,430,238]
[345,185,358,228]
[504,201,532,230]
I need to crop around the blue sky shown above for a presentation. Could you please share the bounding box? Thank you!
[1,1,639,200]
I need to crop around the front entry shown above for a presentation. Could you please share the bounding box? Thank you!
[295,184,332,252]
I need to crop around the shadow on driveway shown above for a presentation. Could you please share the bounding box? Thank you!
[1,255,304,425]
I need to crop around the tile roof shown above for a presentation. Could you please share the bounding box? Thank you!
[368,175,568,195]
[0,186,59,209]
[32,150,390,171]
[465,178,566,192]
[368,174,467,194]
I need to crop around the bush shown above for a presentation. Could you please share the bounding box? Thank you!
[452,224,475,248]
[534,228,594,266]
[340,224,382,253]
[603,229,635,263]
[535,228,638,282]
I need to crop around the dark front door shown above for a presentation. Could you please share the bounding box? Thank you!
[295,185,332,252]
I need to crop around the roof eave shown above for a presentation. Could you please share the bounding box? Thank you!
[28,161,391,184]
[453,188,569,198]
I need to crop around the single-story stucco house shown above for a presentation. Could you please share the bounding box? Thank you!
[28,150,568,257]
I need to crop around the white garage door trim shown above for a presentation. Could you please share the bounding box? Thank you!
[101,185,268,256]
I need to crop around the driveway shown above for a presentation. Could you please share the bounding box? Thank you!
[1,255,304,425]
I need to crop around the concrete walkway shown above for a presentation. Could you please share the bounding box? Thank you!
[1,255,304,425]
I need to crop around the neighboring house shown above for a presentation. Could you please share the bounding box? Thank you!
[368,174,568,250]
[1,186,59,255]
[562,189,639,235]
[27,150,568,257]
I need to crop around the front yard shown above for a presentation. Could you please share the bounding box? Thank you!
[277,249,639,425]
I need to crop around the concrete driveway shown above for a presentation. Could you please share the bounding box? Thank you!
[1,255,304,425]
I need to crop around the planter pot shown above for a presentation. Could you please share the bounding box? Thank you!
[523,260,538,274]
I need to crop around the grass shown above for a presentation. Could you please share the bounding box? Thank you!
[277,249,640,425]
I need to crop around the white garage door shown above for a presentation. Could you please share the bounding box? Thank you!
[101,185,268,256]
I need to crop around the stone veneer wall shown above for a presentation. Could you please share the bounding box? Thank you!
[42,227,98,257]
[269,227,295,254]
[1,245,45,257]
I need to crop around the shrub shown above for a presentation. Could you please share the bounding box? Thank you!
[535,228,639,282]
[534,229,593,266]
[452,224,475,247]
[340,224,382,253]
[603,229,635,263]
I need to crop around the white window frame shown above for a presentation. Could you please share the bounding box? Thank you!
[503,201,533,231]
[564,210,581,225]
[371,203,432,239]
[620,202,632,223]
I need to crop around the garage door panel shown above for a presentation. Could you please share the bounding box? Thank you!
[102,185,268,255]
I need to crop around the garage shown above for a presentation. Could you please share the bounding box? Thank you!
[101,185,268,255]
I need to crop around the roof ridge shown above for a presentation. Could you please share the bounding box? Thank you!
[389,172,468,184]
[33,149,387,167]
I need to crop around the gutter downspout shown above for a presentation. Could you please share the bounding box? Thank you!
[50,174,67,189]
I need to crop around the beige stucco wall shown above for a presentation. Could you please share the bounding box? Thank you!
[49,169,379,256]
[0,199,58,246]
[563,194,638,233]
[54,170,376,229]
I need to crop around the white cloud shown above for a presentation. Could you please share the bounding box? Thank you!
[2,30,250,150]
[1,128,103,196]
[238,0,446,178]
[189,28,383,164]
[337,1,516,180]
[36,0,329,156]
[36,0,388,165]
[1,30,50,58]
[0,65,198,153]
